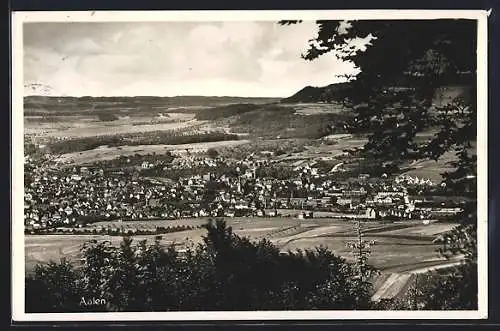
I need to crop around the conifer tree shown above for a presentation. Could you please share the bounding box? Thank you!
[346,219,377,308]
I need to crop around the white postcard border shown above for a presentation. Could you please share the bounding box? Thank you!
[11,9,489,321]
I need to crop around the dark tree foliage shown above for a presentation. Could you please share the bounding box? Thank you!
[25,258,83,313]
[255,165,295,180]
[207,148,219,159]
[25,219,375,312]
[280,19,478,309]
[97,113,119,122]
[195,103,261,120]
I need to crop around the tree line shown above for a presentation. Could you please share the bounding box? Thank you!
[26,224,200,236]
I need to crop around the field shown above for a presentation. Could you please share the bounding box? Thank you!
[25,218,457,271]
[54,140,251,164]
[25,113,200,137]
[279,103,346,115]
[401,151,457,182]
[25,217,458,300]
[23,95,277,139]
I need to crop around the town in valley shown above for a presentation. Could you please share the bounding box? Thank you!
[21,19,478,310]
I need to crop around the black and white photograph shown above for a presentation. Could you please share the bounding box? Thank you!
[11,10,488,321]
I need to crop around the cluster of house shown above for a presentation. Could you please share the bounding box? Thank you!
[24,152,457,230]
[24,166,164,229]
[394,174,436,186]
[141,155,221,171]
[140,152,274,173]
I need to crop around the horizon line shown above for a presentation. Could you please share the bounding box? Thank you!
[23,94,287,99]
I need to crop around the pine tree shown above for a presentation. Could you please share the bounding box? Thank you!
[345,219,378,308]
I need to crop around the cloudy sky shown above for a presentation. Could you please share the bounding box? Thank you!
[24,21,368,98]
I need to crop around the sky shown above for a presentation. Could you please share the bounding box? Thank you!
[23,21,370,98]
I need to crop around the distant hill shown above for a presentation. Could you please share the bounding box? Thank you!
[281,81,473,106]
[24,95,280,115]
[280,82,352,104]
